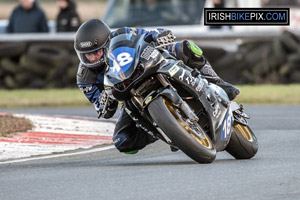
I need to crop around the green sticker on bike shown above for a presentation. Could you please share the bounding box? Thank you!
[168,65,180,77]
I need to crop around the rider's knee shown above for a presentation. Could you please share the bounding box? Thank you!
[112,129,156,153]
[177,40,207,69]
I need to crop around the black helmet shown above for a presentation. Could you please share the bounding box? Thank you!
[74,19,111,69]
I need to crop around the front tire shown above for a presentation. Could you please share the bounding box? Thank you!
[226,122,258,159]
[148,96,216,163]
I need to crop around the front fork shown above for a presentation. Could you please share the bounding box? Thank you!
[155,74,199,123]
[130,73,199,124]
[127,73,201,145]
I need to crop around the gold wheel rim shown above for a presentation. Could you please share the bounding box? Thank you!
[233,122,253,141]
[163,98,212,148]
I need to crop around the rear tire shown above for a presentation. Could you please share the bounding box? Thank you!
[148,96,216,163]
[226,122,258,159]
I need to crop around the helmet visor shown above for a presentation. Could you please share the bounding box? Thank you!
[76,46,105,68]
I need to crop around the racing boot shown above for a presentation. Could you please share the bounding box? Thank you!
[205,75,240,101]
[176,40,240,101]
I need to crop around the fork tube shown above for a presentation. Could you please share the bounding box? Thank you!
[156,74,170,87]
[130,88,143,109]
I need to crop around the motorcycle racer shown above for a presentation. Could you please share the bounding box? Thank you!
[74,19,240,154]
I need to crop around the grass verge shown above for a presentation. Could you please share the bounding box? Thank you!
[0,89,90,108]
[0,84,299,108]
[235,84,300,105]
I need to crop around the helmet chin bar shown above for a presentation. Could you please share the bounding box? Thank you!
[88,60,107,73]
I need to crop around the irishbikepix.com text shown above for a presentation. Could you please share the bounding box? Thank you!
[204,8,289,26]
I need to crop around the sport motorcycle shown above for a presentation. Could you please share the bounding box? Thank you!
[102,33,258,163]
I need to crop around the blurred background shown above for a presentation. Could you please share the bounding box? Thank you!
[0,0,300,90]
[0,0,107,22]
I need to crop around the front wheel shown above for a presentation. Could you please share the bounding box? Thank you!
[148,96,216,163]
[226,122,258,159]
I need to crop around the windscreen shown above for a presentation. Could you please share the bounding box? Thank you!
[107,34,137,81]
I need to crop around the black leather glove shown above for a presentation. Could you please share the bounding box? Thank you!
[97,92,118,119]
[154,29,176,48]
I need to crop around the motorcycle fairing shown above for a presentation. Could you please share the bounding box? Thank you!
[108,46,136,80]
[105,33,165,100]
[106,34,139,84]
[220,107,234,141]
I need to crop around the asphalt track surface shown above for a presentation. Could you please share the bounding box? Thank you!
[0,105,300,200]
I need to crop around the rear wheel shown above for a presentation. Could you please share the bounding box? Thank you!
[148,96,216,163]
[226,122,258,159]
